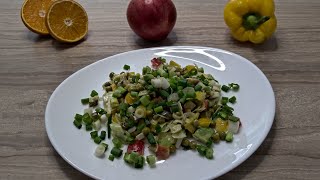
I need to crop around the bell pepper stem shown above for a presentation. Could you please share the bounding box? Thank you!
[257,16,270,26]
[243,14,270,30]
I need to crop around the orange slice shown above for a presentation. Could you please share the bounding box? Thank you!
[46,0,88,43]
[21,0,55,35]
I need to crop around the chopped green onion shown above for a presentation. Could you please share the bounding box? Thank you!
[110,97,119,108]
[124,152,138,164]
[178,79,187,87]
[142,66,151,75]
[203,79,209,86]
[183,87,196,98]
[112,137,123,148]
[124,152,144,168]
[100,131,106,140]
[90,131,98,138]
[229,96,236,103]
[74,114,83,122]
[137,123,146,132]
[222,104,234,113]
[147,133,156,145]
[198,67,204,73]
[229,83,240,90]
[81,98,89,104]
[82,113,92,125]
[102,81,111,88]
[126,119,136,128]
[95,107,105,115]
[117,86,127,94]
[73,120,82,129]
[85,124,92,131]
[147,85,155,91]
[109,72,115,79]
[178,91,184,98]
[157,101,167,107]
[166,101,174,106]
[197,145,207,156]
[123,64,130,70]
[140,95,150,106]
[89,97,99,107]
[203,86,211,92]
[90,90,98,97]
[108,154,115,161]
[130,91,138,97]
[135,106,146,118]
[107,115,111,139]
[154,106,163,114]
[226,132,233,142]
[169,81,177,90]
[112,90,122,98]
[111,147,123,158]
[206,139,213,147]
[221,85,230,92]
[152,70,158,77]
[92,112,100,121]
[159,90,169,98]
[198,74,206,81]
[101,143,108,152]
[170,104,180,112]
[205,148,214,159]
[134,155,144,168]
[218,111,228,119]
[119,102,129,111]
[194,84,202,91]
[143,74,154,81]
[94,136,102,144]
[155,124,161,133]
[179,97,186,104]
[146,155,156,166]
[177,86,184,91]
[221,97,229,105]
[229,115,240,122]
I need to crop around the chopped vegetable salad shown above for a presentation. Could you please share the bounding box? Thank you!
[73,57,241,168]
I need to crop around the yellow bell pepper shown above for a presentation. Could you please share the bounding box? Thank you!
[224,0,277,44]
[184,123,196,133]
[125,93,138,105]
[112,114,120,123]
[169,60,181,68]
[195,91,206,102]
[111,83,117,91]
[198,118,211,128]
[215,118,228,133]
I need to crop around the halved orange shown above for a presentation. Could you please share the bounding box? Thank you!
[46,0,88,43]
[21,0,55,35]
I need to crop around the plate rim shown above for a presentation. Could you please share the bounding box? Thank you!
[45,46,275,180]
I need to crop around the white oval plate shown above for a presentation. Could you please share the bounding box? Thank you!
[45,46,275,180]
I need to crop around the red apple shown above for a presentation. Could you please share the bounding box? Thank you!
[127,0,177,41]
